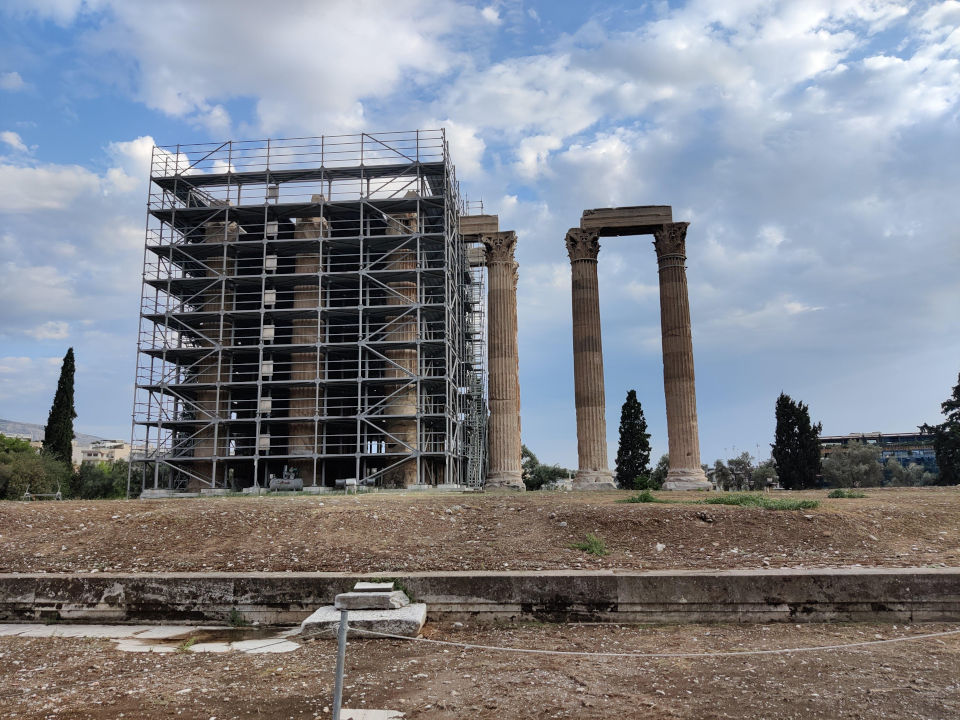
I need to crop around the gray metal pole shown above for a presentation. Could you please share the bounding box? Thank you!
[332,608,348,720]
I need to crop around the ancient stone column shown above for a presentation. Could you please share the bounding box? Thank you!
[653,222,710,490]
[482,231,524,490]
[566,228,616,489]
[286,204,326,485]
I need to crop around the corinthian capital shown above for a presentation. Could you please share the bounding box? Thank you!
[565,228,600,262]
[653,222,690,260]
[482,231,517,264]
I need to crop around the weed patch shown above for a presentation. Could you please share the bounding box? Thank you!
[570,533,608,556]
[827,489,866,499]
[621,489,671,504]
[699,493,819,511]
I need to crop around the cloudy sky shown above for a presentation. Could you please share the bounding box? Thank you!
[1,0,958,470]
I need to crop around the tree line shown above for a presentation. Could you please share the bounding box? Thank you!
[524,369,960,491]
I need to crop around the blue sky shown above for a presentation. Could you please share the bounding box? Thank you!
[1,0,958,470]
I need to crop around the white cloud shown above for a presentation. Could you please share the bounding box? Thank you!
[73,0,485,135]
[0,356,62,403]
[0,163,99,212]
[481,5,501,24]
[26,320,70,340]
[0,72,25,91]
[1,130,29,153]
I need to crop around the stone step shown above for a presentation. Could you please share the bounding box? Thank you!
[353,581,395,593]
[335,590,410,611]
[299,604,427,639]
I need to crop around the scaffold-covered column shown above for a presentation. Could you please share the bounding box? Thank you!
[653,222,710,490]
[191,219,237,491]
[287,200,326,485]
[482,231,524,490]
[566,228,616,490]
[383,210,419,487]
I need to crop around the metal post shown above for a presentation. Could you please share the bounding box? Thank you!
[332,608,348,720]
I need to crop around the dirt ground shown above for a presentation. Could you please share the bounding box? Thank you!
[0,487,958,573]
[1,621,958,719]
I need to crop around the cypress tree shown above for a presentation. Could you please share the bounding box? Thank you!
[42,347,76,465]
[771,392,822,490]
[614,389,652,489]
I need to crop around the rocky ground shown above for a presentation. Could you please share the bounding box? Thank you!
[0,487,958,573]
[1,621,958,719]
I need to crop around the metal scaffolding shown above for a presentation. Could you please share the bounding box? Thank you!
[130,130,487,493]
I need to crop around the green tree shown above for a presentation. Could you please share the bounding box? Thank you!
[884,457,908,486]
[822,441,883,487]
[74,460,129,499]
[614,389,652,489]
[0,452,72,500]
[712,459,733,490]
[727,451,755,491]
[42,347,77,465]
[521,444,572,491]
[648,454,669,490]
[751,460,777,489]
[921,372,960,485]
[771,392,822,490]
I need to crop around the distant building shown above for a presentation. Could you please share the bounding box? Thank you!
[820,432,937,473]
[79,441,133,464]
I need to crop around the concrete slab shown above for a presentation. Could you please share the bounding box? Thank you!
[340,711,404,720]
[353,582,395,593]
[187,641,231,653]
[335,591,410,610]
[580,206,672,237]
[232,638,301,653]
[0,624,42,636]
[299,603,427,639]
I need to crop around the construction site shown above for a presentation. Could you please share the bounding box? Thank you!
[130,130,488,494]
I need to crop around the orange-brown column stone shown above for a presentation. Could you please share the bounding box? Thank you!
[566,228,616,490]
[482,231,524,490]
[653,222,710,490]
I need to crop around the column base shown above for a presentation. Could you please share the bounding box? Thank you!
[485,471,526,491]
[572,469,617,491]
[662,468,712,491]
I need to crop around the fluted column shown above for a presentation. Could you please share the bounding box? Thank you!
[653,222,710,490]
[483,231,524,490]
[566,229,616,489]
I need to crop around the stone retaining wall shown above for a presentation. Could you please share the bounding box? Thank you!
[1,568,957,625]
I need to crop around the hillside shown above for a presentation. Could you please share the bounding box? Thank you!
[0,419,107,446]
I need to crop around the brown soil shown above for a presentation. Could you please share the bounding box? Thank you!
[1,622,959,719]
[0,487,958,573]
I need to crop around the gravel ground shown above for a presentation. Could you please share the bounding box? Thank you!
[1,621,959,719]
[0,487,958,574]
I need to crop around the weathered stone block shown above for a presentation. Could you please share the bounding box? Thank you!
[459,214,499,237]
[335,590,410,610]
[299,603,427,638]
[353,582,395,593]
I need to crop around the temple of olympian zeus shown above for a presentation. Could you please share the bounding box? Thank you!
[470,205,710,492]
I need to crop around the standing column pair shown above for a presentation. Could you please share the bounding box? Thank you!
[566,222,709,490]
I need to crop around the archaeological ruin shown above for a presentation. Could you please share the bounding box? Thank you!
[130,130,707,494]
